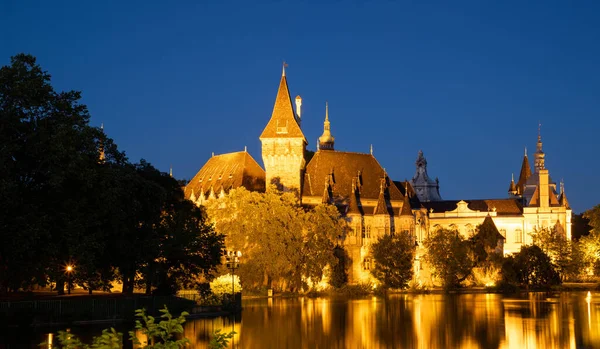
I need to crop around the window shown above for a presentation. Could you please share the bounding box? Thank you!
[363,258,372,271]
[515,229,523,243]
[276,120,288,134]
[365,225,371,238]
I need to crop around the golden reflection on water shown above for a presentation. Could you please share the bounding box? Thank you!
[183,292,600,349]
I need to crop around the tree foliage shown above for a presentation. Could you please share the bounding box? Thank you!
[502,245,560,288]
[205,187,346,291]
[423,228,473,289]
[0,54,223,294]
[370,233,415,289]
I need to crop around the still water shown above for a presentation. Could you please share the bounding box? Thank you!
[187,292,600,349]
[8,291,600,349]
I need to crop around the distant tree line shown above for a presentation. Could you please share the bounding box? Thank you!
[369,205,600,290]
[0,54,224,295]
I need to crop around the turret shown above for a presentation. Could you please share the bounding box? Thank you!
[318,102,335,151]
[534,123,545,172]
[295,95,302,124]
[508,173,517,197]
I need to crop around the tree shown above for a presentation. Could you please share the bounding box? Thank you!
[205,187,346,292]
[583,205,600,235]
[0,54,121,293]
[0,54,225,295]
[370,233,415,289]
[530,225,583,281]
[423,228,473,289]
[505,245,560,288]
[330,246,349,288]
[572,213,592,240]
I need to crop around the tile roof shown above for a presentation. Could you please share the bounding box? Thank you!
[259,74,306,142]
[184,151,265,200]
[421,199,524,215]
[302,150,404,202]
[516,155,532,195]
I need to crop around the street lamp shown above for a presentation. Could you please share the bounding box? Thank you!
[66,265,74,295]
[225,250,242,309]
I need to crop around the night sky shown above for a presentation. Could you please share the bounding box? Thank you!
[2,0,599,213]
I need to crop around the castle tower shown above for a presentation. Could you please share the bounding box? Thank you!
[409,150,442,202]
[318,102,335,151]
[260,64,307,192]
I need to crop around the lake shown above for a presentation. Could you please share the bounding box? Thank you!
[6,291,600,348]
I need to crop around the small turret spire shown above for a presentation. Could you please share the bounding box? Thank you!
[534,123,545,171]
[282,61,287,77]
[370,144,373,155]
[169,165,173,177]
[318,101,335,150]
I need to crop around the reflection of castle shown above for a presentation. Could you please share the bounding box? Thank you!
[185,66,572,284]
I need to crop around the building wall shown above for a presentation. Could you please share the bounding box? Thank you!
[261,138,306,191]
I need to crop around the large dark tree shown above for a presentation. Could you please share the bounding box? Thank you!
[370,233,415,289]
[0,54,224,295]
[0,54,117,293]
[502,245,560,288]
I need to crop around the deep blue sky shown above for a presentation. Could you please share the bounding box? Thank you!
[2,0,599,213]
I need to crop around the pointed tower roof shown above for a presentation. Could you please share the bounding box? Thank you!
[516,150,532,195]
[347,178,363,215]
[400,184,413,216]
[373,178,390,215]
[260,65,306,142]
[508,173,517,193]
[318,102,335,150]
[558,180,570,209]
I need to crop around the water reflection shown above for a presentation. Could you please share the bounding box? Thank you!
[182,292,599,349]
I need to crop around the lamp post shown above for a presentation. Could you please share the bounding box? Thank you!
[225,250,242,309]
[66,265,74,295]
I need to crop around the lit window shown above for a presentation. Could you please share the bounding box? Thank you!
[363,258,372,271]
[515,229,523,243]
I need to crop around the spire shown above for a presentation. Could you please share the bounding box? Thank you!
[259,65,306,142]
[282,61,287,76]
[516,151,532,195]
[400,183,413,216]
[508,173,517,195]
[559,180,570,209]
[370,144,373,155]
[347,178,362,215]
[534,122,545,172]
[318,102,335,150]
[169,165,173,177]
[373,177,389,215]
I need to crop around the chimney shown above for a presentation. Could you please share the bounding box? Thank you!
[539,169,549,208]
[295,95,302,124]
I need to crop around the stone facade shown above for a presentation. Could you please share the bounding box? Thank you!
[185,66,572,286]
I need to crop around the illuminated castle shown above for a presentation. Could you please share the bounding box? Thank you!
[185,66,572,284]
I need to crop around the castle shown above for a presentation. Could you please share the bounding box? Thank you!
[184,66,572,284]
